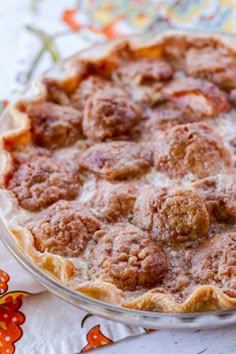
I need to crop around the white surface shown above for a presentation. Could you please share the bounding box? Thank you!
[92,326,236,354]
[0,0,28,98]
[16,292,145,354]
[1,1,236,353]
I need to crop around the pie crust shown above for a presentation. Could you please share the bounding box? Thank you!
[0,30,236,313]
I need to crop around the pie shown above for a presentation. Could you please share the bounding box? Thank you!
[0,30,236,313]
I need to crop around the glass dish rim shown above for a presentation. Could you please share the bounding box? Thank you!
[1,28,236,329]
[2,216,236,327]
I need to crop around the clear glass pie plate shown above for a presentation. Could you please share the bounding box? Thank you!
[1,30,236,329]
[1,217,236,329]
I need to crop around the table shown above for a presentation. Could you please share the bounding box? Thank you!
[1,1,236,353]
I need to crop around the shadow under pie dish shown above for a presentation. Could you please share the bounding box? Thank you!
[0,30,236,321]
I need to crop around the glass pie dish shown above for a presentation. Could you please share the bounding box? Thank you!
[0,29,236,329]
[1,216,236,329]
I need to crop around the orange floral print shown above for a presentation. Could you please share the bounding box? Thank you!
[62,9,82,31]
[0,292,30,306]
[2,101,9,108]
[0,296,25,354]
[0,271,9,295]
[62,9,125,39]
[0,101,9,115]
[96,16,125,39]
[81,324,113,352]
[144,328,156,333]
[0,270,27,354]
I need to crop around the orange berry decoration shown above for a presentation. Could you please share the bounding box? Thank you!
[0,270,9,295]
[81,324,113,352]
[0,296,25,354]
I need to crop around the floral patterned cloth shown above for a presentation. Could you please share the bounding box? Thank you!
[1,0,236,352]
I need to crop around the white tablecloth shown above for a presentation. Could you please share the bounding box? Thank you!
[1,1,236,353]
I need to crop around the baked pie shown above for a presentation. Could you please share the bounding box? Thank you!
[1,30,236,313]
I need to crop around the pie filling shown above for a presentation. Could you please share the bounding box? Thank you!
[1,31,236,312]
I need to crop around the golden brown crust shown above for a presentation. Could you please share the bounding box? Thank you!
[117,58,173,84]
[70,75,124,111]
[7,156,80,212]
[142,103,197,135]
[26,102,83,149]
[90,224,167,291]
[28,200,101,257]
[1,30,236,313]
[79,141,153,179]
[114,58,173,105]
[123,285,236,312]
[45,80,71,105]
[87,179,139,222]
[161,77,230,117]
[192,174,236,222]
[185,46,236,91]
[133,187,209,244]
[190,232,236,293]
[153,122,233,179]
[82,87,141,141]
